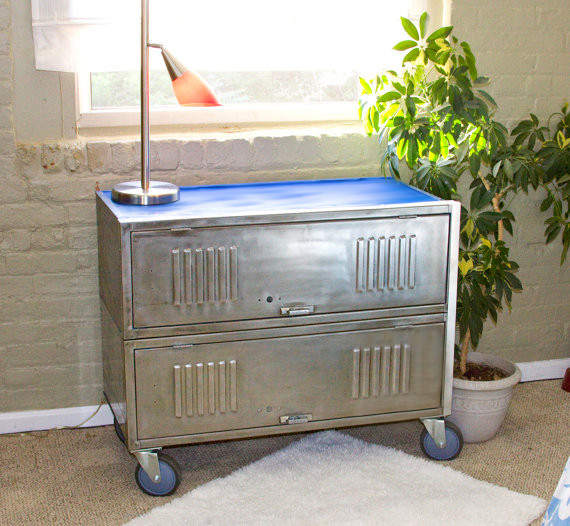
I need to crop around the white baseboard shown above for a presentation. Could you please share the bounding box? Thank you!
[0,358,568,434]
[516,358,570,383]
[0,403,113,435]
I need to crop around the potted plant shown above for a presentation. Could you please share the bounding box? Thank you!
[359,13,569,442]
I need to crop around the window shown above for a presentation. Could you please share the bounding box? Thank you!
[76,0,415,128]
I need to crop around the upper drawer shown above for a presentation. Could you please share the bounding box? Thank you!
[130,215,450,329]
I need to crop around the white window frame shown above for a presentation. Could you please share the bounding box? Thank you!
[75,72,360,129]
[73,1,444,130]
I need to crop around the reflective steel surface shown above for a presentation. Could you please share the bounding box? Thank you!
[130,215,449,329]
[111,181,180,205]
[101,177,438,222]
[97,177,460,453]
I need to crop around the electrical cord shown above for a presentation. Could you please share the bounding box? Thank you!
[3,399,108,439]
[56,398,107,430]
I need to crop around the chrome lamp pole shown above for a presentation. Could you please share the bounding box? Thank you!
[111,0,180,205]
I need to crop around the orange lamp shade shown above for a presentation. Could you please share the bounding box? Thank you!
[156,46,221,107]
[172,71,221,106]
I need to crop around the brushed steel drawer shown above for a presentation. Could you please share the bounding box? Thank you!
[134,321,445,440]
[130,215,450,329]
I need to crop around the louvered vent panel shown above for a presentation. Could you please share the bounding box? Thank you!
[351,344,411,399]
[355,235,417,292]
[170,246,238,305]
[173,360,237,418]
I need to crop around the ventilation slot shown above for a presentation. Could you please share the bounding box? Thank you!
[351,344,411,399]
[173,360,238,417]
[355,235,417,292]
[171,246,238,305]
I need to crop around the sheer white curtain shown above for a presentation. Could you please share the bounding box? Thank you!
[32,0,420,75]
[31,0,138,72]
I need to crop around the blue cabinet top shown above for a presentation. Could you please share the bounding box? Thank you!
[98,177,439,223]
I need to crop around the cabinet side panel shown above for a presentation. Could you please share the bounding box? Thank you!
[96,194,124,330]
[101,301,126,428]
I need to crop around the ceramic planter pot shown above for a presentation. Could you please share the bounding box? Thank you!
[448,352,522,443]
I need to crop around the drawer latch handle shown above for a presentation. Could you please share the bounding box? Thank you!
[280,414,313,425]
[280,305,315,316]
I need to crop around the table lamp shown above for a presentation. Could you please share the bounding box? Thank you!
[111,0,220,206]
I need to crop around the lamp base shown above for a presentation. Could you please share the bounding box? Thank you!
[111,181,180,205]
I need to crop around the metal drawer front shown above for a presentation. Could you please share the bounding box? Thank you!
[134,322,445,440]
[131,216,449,329]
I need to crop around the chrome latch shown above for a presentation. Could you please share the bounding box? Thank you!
[280,305,315,316]
[280,414,313,425]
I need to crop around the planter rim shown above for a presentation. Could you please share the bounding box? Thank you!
[452,352,522,391]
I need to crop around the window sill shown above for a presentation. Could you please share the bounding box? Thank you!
[76,103,363,140]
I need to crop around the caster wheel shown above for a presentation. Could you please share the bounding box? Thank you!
[135,453,181,497]
[113,418,125,444]
[420,421,463,461]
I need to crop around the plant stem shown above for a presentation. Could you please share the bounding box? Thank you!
[460,327,471,375]
[479,172,504,241]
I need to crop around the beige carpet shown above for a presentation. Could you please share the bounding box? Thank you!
[0,379,568,526]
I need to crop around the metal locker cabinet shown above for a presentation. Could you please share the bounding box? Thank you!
[96,177,461,495]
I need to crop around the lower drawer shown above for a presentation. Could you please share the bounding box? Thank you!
[133,321,445,440]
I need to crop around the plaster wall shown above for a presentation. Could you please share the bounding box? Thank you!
[0,0,568,412]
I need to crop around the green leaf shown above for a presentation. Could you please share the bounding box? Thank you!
[470,185,482,210]
[469,153,481,176]
[402,48,420,64]
[545,225,561,243]
[406,137,419,166]
[426,25,453,42]
[454,141,468,164]
[503,158,514,179]
[505,272,523,291]
[393,81,406,95]
[477,90,498,110]
[458,257,474,276]
[396,136,408,158]
[440,133,449,158]
[377,91,402,103]
[405,95,416,117]
[419,12,428,38]
[359,78,372,94]
[477,188,495,209]
[393,40,418,51]
[474,76,491,87]
[492,161,502,178]
[511,120,534,135]
[460,42,477,80]
[540,195,553,212]
[401,17,419,40]
[435,50,451,66]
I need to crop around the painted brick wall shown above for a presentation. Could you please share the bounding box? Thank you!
[2,136,381,411]
[450,0,570,363]
[0,0,569,412]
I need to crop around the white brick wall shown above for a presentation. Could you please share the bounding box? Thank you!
[450,0,570,363]
[0,0,568,412]
[1,134,381,411]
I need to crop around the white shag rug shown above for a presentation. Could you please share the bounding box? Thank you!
[126,431,546,526]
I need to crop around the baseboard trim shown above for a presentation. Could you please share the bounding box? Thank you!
[1,358,568,434]
[0,403,114,435]
[516,358,570,383]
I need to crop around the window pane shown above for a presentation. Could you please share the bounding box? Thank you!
[88,0,411,110]
[91,69,359,108]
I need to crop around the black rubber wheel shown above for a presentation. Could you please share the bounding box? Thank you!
[113,418,125,444]
[420,421,463,461]
[135,453,181,497]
